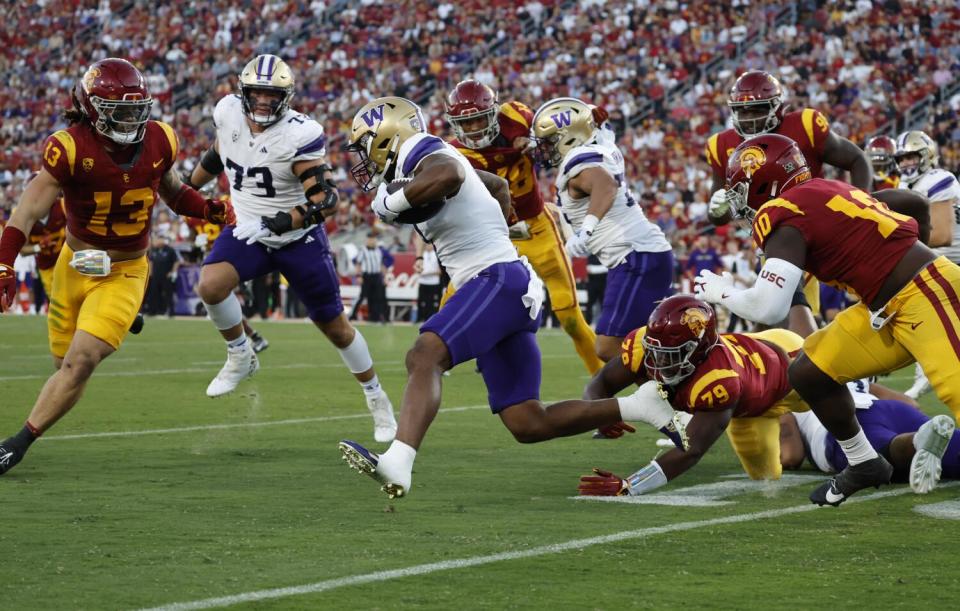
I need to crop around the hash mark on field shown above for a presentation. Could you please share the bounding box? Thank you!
[139,482,960,611]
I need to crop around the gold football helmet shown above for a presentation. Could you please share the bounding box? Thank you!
[238,54,295,126]
[894,130,938,184]
[531,98,597,168]
[346,96,426,191]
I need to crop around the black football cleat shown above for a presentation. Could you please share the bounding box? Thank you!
[0,439,25,476]
[810,456,894,507]
[129,313,145,335]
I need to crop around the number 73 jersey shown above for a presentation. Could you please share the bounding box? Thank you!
[751,178,919,305]
[41,121,179,250]
[214,95,327,248]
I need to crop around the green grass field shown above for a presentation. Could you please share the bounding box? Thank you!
[1,316,958,610]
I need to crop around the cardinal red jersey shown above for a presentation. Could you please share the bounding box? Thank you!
[621,328,795,417]
[873,172,900,191]
[751,178,918,304]
[450,101,544,221]
[28,198,67,270]
[705,108,832,182]
[40,121,179,251]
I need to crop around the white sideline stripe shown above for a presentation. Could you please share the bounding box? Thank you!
[140,481,960,611]
[41,405,488,442]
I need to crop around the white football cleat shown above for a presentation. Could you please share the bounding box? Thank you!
[366,390,398,443]
[206,346,260,397]
[339,440,411,498]
[910,414,955,494]
[904,363,933,400]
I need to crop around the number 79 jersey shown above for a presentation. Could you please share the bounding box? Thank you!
[213,95,327,248]
[751,178,918,305]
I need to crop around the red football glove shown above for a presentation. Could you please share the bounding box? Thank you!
[591,105,610,125]
[578,468,630,496]
[204,198,235,225]
[0,263,16,313]
[594,421,637,439]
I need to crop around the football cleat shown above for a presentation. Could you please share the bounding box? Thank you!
[366,390,397,443]
[206,346,259,397]
[904,364,932,400]
[250,333,269,354]
[910,415,956,494]
[0,439,24,476]
[338,440,407,499]
[810,456,893,507]
[129,313,145,335]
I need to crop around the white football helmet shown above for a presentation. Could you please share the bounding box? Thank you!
[238,54,295,127]
[894,130,938,185]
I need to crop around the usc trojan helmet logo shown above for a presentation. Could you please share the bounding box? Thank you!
[738,146,767,179]
[346,97,426,192]
[680,308,709,337]
[82,67,101,91]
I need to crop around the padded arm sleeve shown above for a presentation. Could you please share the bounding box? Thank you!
[719,258,803,325]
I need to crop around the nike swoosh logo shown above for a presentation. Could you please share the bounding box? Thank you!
[0,451,13,465]
[825,486,845,504]
[123,273,140,279]
[153,160,163,168]
[910,321,923,330]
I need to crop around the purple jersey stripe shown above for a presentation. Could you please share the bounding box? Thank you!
[563,152,604,174]
[295,135,327,157]
[927,175,956,199]
[402,136,446,176]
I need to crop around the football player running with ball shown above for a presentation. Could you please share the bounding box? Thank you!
[694,133,960,506]
[337,97,672,499]
[0,58,230,474]
[187,55,397,443]
[531,98,674,363]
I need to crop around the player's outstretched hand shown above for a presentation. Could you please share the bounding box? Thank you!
[693,269,734,304]
[595,421,637,439]
[578,468,630,496]
[0,263,15,313]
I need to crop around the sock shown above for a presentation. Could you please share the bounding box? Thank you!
[361,374,382,398]
[227,332,248,350]
[7,422,40,451]
[380,440,416,474]
[337,330,374,374]
[838,429,879,466]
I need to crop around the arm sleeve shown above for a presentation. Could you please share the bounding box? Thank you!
[718,257,804,325]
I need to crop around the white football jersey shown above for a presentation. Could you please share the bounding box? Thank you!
[214,95,327,248]
[555,138,671,268]
[395,133,519,289]
[908,167,960,263]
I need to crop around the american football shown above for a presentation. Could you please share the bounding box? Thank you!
[387,179,445,224]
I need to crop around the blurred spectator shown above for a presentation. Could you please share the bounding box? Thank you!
[146,233,181,316]
[415,242,442,322]
[350,231,394,323]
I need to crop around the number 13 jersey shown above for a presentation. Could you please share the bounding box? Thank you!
[751,178,919,305]
[214,94,327,248]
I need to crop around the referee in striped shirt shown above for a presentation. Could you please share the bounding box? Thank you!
[349,232,394,323]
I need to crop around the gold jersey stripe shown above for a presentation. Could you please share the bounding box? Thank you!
[756,197,805,216]
[801,109,818,148]
[156,121,179,163]
[706,133,721,167]
[51,131,77,176]
[688,369,739,409]
[501,101,531,128]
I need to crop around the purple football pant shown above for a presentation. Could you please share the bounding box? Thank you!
[825,400,960,479]
[204,225,343,323]
[596,249,674,337]
[421,260,542,413]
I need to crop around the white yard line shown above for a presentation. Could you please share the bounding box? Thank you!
[139,481,959,611]
[41,405,488,442]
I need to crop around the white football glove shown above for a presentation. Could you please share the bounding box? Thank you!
[693,269,735,304]
[565,229,592,258]
[708,188,729,219]
[233,219,271,245]
[371,183,399,224]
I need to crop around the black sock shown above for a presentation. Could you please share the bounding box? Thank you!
[8,425,38,452]
[250,331,261,341]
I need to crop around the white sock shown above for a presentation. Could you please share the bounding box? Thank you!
[227,332,248,351]
[838,429,879,466]
[337,329,374,374]
[617,381,674,428]
[204,293,243,330]
[379,440,416,475]
[361,374,382,398]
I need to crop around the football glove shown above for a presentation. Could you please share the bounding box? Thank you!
[578,468,630,496]
[708,188,729,219]
[233,219,271,245]
[693,269,734,304]
[595,421,637,439]
[371,183,399,224]
[204,198,234,225]
[565,229,591,258]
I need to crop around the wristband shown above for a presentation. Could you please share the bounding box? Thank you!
[581,214,600,235]
[625,460,668,495]
[385,187,413,213]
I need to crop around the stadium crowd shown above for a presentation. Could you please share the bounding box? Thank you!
[2,0,960,317]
